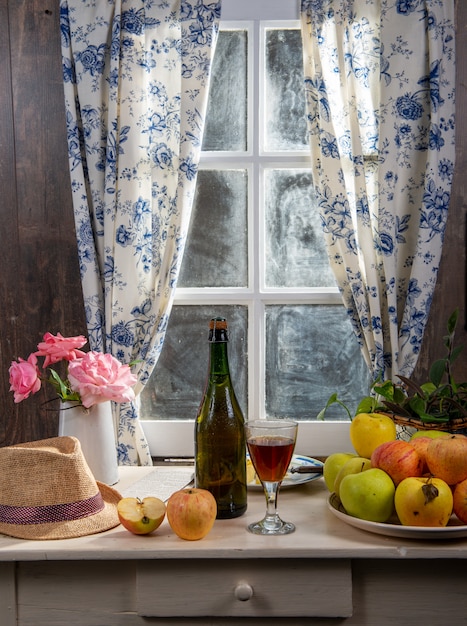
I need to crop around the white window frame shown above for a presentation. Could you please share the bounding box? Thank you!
[141,0,355,458]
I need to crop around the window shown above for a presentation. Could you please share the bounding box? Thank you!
[140,0,370,457]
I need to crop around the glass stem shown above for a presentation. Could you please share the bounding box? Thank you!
[262,481,282,530]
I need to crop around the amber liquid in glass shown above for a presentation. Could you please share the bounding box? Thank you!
[247,435,295,482]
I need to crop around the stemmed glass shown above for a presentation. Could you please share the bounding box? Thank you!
[245,419,298,535]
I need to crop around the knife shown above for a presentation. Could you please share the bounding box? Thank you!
[290,465,323,474]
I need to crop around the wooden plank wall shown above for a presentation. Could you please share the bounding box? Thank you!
[0,0,465,447]
[0,1,87,445]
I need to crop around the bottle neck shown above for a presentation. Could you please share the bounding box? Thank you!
[208,339,231,379]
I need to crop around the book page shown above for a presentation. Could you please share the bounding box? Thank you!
[122,466,194,502]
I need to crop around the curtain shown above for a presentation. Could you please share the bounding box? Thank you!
[301,0,456,382]
[60,0,221,464]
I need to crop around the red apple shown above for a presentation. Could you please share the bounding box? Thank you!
[371,440,424,486]
[425,434,467,485]
[395,476,453,527]
[166,488,217,541]
[408,436,432,474]
[117,496,166,535]
[453,478,467,524]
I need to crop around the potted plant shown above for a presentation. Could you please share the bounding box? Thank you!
[319,309,467,434]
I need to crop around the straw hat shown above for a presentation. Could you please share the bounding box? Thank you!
[0,436,122,540]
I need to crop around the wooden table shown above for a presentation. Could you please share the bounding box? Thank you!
[1,466,466,626]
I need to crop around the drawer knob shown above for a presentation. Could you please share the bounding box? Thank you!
[234,582,253,601]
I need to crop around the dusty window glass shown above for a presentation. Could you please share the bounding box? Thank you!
[140,305,248,421]
[264,29,308,152]
[265,305,370,420]
[202,30,248,152]
[177,169,248,288]
[264,169,336,288]
[140,17,370,431]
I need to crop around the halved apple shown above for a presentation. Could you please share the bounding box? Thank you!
[117,496,166,535]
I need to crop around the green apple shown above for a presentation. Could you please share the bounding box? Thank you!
[410,429,448,440]
[323,452,357,492]
[333,456,372,499]
[339,468,395,523]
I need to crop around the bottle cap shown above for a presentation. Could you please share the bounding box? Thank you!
[208,317,228,342]
[209,317,228,331]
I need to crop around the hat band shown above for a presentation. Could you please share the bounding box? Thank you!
[0,492,105,525]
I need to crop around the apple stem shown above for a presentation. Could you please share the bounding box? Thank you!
[422,480,439,505]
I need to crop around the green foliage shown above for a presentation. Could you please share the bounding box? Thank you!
[319,309,467,424]
[48,369,81,403]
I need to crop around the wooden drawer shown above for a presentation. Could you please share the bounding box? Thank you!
[137,558,352,618]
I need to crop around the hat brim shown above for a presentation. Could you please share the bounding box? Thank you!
[0,482,122,540]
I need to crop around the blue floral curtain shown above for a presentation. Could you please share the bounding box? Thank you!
[301,0,455,381]
[60,0,221,464]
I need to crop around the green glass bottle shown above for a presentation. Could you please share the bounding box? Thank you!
[195,317,247,519]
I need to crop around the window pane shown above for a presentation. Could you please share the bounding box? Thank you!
[202,30,248,152]
[264,29,308,151]
[264,169,336,288]
[265,305,370,420]
[141,305,248,421]
[178,169,248,287]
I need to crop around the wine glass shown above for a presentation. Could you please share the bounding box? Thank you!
[245,419,298,535]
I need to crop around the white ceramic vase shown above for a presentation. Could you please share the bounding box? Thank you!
[58,401,119,485]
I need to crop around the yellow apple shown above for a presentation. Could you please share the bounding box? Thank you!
[349,412,397,459]
[333,456,372,499]
[117,496,166,535]
[323,452,357,492]
[166,488,217,541]
[410,429,448,440]
[395,476,453,527]
[339,468,395,523]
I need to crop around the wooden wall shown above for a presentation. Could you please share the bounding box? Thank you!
[0,0,465,447]
[0,1,87,445]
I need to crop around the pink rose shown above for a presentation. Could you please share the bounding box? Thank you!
[9,354,41,403]
[68,351,137,408]
[35,332,87,368]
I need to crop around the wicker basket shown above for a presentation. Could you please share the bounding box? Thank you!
[384,413,467,440]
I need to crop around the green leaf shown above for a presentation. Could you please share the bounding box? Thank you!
[420,382,437,396]
[380,400,412,417]
[450,344,464,365]
[420,414,450,424]
[316,393,352,421]
[429,359,447,387]
[372,380,396,401]
[48,369,69,397]
[355,396,377,414]
[408,395,428,418]
[447,308,459,335]
[393,387,407,404]
[48,369,80,402]
[316,393,338,421]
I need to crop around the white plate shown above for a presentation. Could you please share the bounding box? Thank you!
[247,454,323,490]
[328,492,467,540]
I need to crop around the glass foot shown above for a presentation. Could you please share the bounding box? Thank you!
[247,517,295,535]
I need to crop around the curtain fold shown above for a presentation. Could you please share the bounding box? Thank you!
[61,0,221,464]
[301,0,456,382]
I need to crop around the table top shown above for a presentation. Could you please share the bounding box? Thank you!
[0,466,466,561]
